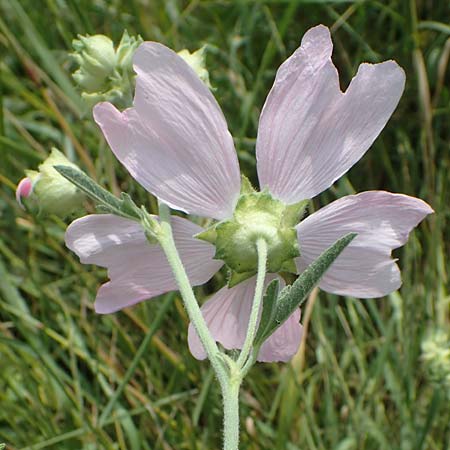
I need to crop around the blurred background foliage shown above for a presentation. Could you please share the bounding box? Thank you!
[0,0,449,449]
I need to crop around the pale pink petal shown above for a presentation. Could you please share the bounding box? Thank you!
[93,42,240,220]
[65,214,222,313]
[296,191,433,297]
[258,309,302,362]
[256,25,406,203]
[188,276,302,362]
[16,177,34,208]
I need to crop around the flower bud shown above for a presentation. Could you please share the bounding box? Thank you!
[72,31,144,108]
[72,35,117,92]
[16,149,84,217]
[177,46,212,89]
[72,32,213,108]
[16,177,34,209]
[116,30,143,71]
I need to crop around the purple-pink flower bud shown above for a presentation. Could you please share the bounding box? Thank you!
[15,177,34,209]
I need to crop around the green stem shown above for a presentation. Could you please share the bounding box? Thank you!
[156,202,227,384]
[222,378,241,450]
[153,205,268,450]
[241,350,258,379]
[237,238,267,368]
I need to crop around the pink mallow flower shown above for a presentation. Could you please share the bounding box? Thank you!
[65,25,433,362]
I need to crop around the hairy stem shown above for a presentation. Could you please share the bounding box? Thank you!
[237,238,268,368]
[156,202,227,384]
[222,377,241,450]
[153,205,269,450]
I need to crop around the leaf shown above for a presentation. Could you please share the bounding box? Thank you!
[254,279,280,346]
[54,165,141,220]
[255,233,357,346]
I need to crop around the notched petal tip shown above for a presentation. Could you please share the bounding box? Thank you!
[301,24,332,49]
[94,292,111,315]
[93,38,240,220]
[64,217,88,261]
[93,101,123,124]
[132,41,169,70]
[94,283,130,315]
[256,25,408,204]
[353,60,406,96]
[295,191,433,298]
[414,197,434,216]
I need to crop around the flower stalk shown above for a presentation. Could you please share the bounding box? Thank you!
[155,201,228,384]
[221,378,241,450]
[237,237,267,368]
[57,164,363,449]
[154,202,271,450]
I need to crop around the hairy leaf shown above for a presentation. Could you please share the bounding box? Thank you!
[54,165,141,220]
[255,233,357,347]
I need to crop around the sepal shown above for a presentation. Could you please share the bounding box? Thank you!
[214,190,300,274]
[280,258,298,274]
[195,224,217,245]
[282,200,308,227]
[240,174,256,195]
[228,269,256,288]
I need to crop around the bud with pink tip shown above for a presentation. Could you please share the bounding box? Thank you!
[16,177,35,209]
[15,149,84,216]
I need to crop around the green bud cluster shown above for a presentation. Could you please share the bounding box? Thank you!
[198,178,306,287]
[72,32,214,109]
[72,31,143,108]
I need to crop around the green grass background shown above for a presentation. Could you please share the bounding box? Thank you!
[0,0,449,449]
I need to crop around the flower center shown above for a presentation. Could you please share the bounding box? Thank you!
[197,187,306,286]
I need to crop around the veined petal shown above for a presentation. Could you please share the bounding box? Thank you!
[188,276,302,362]
[258,308,302,363]
[93,42,241,220]
[65,214,222,313]
[256,25,405,203]
[295,191,433,297]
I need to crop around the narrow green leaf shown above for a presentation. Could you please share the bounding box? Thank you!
[54,165,141,220]
[258,233,357,344]
[254,279,280,347]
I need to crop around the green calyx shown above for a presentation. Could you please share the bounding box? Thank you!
[198,187,307,284]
